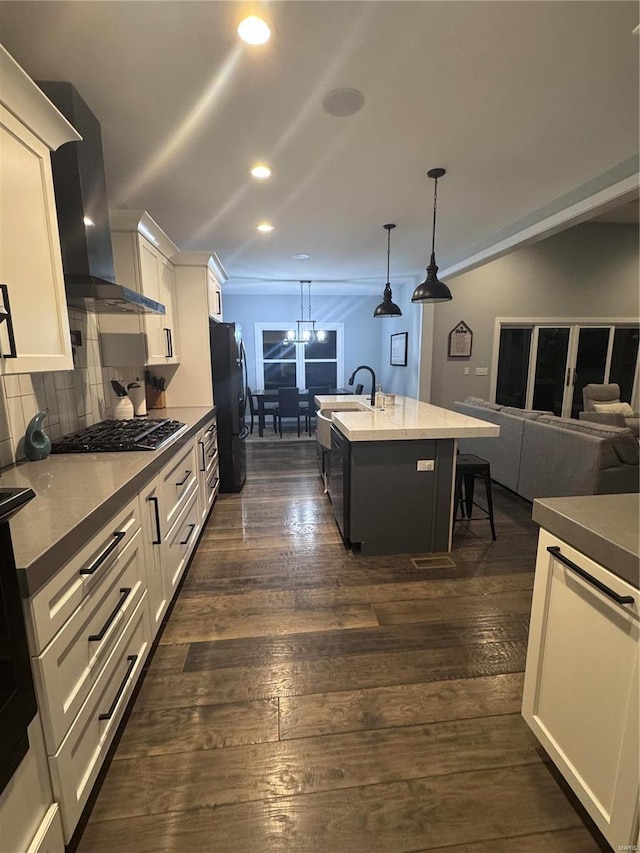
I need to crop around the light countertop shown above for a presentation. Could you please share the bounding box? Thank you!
[1,407,214,596]
[316,395,501,442]
[533,493,639,589]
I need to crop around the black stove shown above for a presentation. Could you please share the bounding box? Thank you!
[52,418,187,453]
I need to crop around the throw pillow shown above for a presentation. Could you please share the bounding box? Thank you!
[593,401,635,416]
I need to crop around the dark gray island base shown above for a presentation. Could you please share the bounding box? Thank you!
[329,425,455,555]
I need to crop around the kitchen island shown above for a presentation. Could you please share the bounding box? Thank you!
[316,394,499,555]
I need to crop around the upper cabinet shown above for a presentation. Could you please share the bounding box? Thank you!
[0,46,80,375]
[207,265,224,322]
[110,210,180,365]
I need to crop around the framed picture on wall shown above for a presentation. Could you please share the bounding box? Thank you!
[390,332,408,366]
[448,321,473,358]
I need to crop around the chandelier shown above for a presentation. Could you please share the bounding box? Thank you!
[284,282,327,344]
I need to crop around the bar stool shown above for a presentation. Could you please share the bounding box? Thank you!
[453,454,497,540]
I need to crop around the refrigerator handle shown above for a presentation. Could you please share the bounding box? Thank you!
[240,340,249,411]
[239,425,250,440]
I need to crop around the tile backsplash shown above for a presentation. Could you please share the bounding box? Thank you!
[0,309,144,469]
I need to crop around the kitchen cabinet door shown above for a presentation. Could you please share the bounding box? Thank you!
[159,255,179,363]
[138,477,169,633]
[522,528,639,850]
[0,106,73,374]
[207,268,223,321]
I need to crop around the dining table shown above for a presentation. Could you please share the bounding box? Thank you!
[252,389,352,437]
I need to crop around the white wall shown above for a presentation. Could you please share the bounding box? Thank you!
[426,222,639,409]
[222,292,384,391]
[376,281,425,400]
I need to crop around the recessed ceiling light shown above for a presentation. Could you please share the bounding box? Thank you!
[250,164,272,179]
[256,222,274,233]
[292,253,310,260]
[238,16,271,45]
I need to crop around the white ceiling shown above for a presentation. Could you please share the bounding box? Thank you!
[0,1,638,295]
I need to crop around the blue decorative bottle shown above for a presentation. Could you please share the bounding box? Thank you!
[24,411,52,461]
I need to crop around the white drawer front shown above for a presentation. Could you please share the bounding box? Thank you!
[50,592,151,843]
[165,490,200,595]
[34,527,146,753]
[162,439,198,535]
[205,462,220,513]
[26,804,64,853]
[25,496,141,654]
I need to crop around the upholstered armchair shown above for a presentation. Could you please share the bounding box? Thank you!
[580,383,639,437]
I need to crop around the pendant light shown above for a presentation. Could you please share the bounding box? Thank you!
[284,282,326,344]
[411,167,452,303]
[373,223,402,317]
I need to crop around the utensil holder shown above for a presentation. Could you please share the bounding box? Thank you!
[146,383,166,410]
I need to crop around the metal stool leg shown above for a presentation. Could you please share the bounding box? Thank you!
[483,469,497,540]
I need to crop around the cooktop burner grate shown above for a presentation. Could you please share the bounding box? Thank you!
[52,418,187,453]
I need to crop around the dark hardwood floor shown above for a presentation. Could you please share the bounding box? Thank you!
[76,439,604,852]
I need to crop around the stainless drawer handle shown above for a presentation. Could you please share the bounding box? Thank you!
[547,546,634,606]
[209,478,220,491]
[175,470,192,487]
[207,447,217,458]
[180,523,196,547]
[205,425,216,436]
[98,655,137,721]
[88,588,131,642]
[80,531,126,576]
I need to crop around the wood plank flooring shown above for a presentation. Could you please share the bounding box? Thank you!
[74,439,606,852]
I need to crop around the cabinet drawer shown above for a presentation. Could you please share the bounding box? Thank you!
[162,440,197,534]
[34,527,146,753]
[49,592,151,842]
[523,529,639,848]
[205,463,220,514]
[26,804,64,853]
[165,489,200,596]
[25,496,141,654]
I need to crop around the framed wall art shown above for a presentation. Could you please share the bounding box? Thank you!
[390,332,408,366]
[448,321,473,358]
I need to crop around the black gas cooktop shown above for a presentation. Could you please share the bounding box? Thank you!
[52,418,186,453]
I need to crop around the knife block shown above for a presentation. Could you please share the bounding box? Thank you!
[145,383,166,410]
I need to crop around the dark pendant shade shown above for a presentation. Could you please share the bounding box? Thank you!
[411,253,452,303]
[373,223,402,317]
[411,167,452,304]
[374,283,402,317]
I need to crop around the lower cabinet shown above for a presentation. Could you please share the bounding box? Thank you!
[522,528,639,850]
[22,427,219,846]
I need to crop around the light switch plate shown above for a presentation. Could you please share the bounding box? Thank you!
[475,367,488,375]
[417,460,435,471]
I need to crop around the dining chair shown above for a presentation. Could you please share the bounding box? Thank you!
[274,388,308,437]
[247,387,276,434]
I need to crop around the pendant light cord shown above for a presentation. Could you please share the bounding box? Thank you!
[431,176,438,257]
[386,227,391,284]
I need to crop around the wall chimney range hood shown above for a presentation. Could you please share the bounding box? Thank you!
[37,81,165,315]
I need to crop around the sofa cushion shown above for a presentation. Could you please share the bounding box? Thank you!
[536,416,639,466]
[464,397,503,410]
[500,407,552,420]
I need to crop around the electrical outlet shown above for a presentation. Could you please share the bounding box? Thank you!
[463,367,470,375]
[416,460,435,472]
[475,367,488,376]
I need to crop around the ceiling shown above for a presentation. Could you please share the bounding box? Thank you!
[0,1,638,295]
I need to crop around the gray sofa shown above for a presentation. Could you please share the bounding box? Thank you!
[454,397,639,501]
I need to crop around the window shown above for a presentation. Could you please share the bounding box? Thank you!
[255,323,344,390]
[492,319,639,417]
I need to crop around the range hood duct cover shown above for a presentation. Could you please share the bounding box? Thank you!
[37,81,164,315]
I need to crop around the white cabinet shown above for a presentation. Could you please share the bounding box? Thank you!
[0,46,80,375]
[196,415,219,524]
[522,528,639,850]
[168,251,228,408]
[139,474,169,633]
[109,210,180,365]
[207,266,223,321]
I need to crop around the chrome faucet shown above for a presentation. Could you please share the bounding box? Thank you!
[348,365,376,406]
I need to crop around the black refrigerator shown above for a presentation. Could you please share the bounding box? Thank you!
[209,321,248,492]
